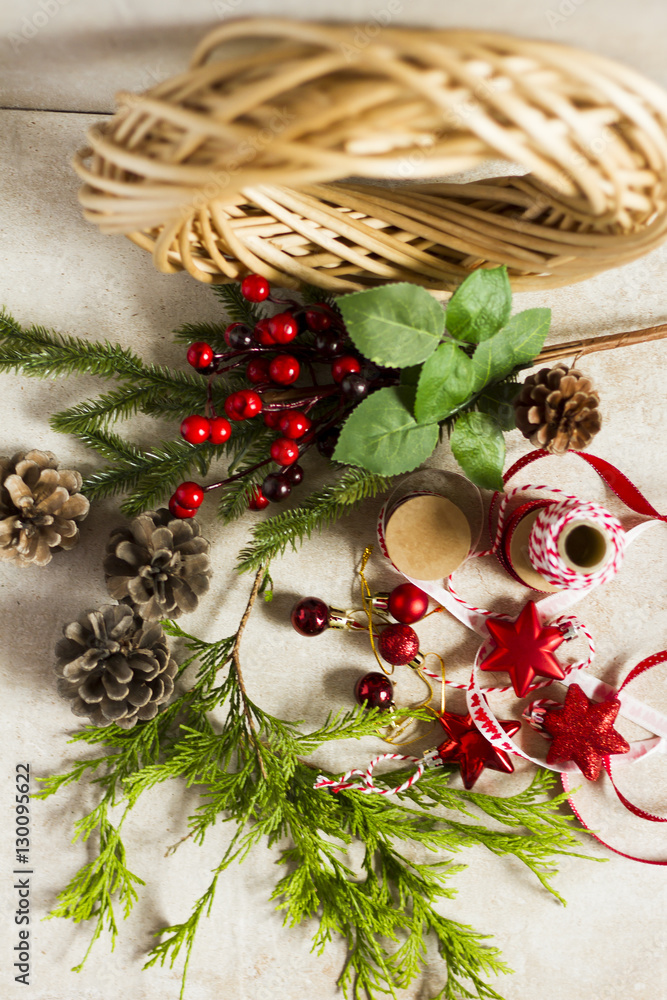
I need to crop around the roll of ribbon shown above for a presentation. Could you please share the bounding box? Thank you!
[528,498,626,590]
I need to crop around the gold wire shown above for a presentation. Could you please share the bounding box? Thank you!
[359,545,393,676]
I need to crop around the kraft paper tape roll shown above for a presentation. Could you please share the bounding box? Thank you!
[384,493,472,581]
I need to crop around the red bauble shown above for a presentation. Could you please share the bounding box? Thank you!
[482,601,566,698]
[268,312,298,344]
[269,354,300,385]
[355,672,394,710]
[291,597,330,636]
[186,342,214,369]
[270,438,299,466]
[434,711,522,789]
[331,355,361,384]
[379,623,420,665]
[254,318,275,346]
[174,481,204,509]
[209,417,232,444]
[169,496,197,519]
[248,486,269,511]
[388,583,429,624]
[241,273,270,302]
[180,415,210,445]
[279,411,311,439]
[246,357,271,384]
[542,683,630,781]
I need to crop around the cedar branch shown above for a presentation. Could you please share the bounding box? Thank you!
[231,564,269,779]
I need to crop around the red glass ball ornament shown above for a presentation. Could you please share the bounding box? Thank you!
[180,415,211,445]
[332,355,361,384]
[291,597,330,636]
[241,273,270,302]
[268,312,298,345]
[186,342,214,369]
[263,409,283,429]
[246,357,271,384]
[279,410,311,439]
[378,623,420,666]
[254,318,276,346]
[209,417,232,444]
[270,437,299,466]
[355,672,394,710]
[169,495,197,519]
[248,486,270,511]
[174,481,204,509]
[269,354,300,385]
[388,583,429,624]
[305,303,334,333]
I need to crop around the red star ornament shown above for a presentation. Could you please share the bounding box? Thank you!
[482,601,566,698]
[434,711,521,789]
[542,683,630,781]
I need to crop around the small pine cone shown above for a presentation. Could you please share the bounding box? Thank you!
[0,449,90,567]
[514,364,601,455]
[55,604,177,729]
[104,508,211,620]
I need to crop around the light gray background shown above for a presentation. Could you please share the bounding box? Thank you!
[0,2,666,999]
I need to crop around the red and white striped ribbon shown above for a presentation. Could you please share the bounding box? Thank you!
[314,752,425,795]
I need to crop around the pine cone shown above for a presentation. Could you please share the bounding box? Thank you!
[104,508,211,620]
[514,365,601,455]
[0,450,90,567]
[55,604,177,728]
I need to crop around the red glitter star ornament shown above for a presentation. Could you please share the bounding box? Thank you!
[542,683,630,781]
[433,711,521,789]
[482,601,566,698]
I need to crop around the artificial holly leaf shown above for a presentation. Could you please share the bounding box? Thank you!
[471,308,551,391]
[445,267,512,344]
[333,386,439,474]
[450,412,505,490]
[338,283,444,368]
[476,381,520,431]
[415,342,474,424]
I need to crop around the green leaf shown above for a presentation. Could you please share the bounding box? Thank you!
[450,412,505,490]
[472,308,551,390]
[338,284,444,368]
[333,387,439,474]
[476,381,520,431]
[415,342,474,424]
[445,267,512,344]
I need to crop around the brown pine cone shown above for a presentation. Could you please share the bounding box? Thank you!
[55,604,177,729]
[0,450,90,567]
[514,364,601,455]
[103,508,211,620]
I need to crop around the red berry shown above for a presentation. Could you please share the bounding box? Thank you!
[174,481,204,509]
[169,495,197,519]
[224,322,253,350]
[209,416,232,444]
[246,357,271,384]
[224,392,246,421]
[263,409,284,429]
[270,437,299,466]
[305,304,335,333]
[248,486,270,511]
[284,463,303,486]
[186,342,214,369]
[180,415,211,445]
[278,411,311,439]
[269,354,300,385]
[388,583,429,624]
[241,273,270,302]
[239,389,263,418]
[332,355,361,384]
[268,312,298,345]
[262,472,291,502]
[254,318,276,346]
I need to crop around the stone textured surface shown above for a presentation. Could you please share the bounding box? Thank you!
[0,4,666,999]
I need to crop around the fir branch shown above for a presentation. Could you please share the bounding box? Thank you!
[173,320,228,352]
[212,283,261,326]
[236,467,393,572]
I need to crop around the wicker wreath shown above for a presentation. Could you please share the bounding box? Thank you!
[74,19,667,293]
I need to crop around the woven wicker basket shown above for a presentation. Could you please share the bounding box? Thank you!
[74,19,667,293]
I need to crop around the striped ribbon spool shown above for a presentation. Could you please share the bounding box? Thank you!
[528,498,626,590]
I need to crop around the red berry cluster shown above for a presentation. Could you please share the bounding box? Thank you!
[170,274,393,518]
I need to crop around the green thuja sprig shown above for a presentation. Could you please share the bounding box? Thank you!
[39,567,595,1000]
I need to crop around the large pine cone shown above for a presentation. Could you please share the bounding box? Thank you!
[0,450,90,567]
[104,508,211,620]
[55,604,178,728]
[514,364,601,455]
